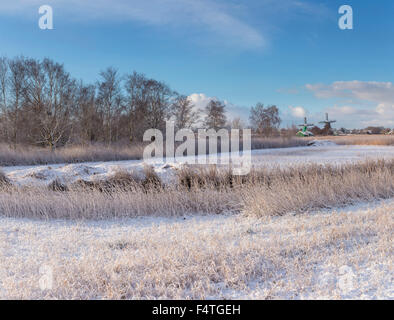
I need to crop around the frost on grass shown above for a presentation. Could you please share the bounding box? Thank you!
[0,144,392,299]
[0,159,393,219]
[0,200,392,299]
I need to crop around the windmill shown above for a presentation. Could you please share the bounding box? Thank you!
[296,117,314,137]
[319,113,336,135]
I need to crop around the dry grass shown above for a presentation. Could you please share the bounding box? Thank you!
[0,169,10,186]
[0,200,392,299]
[0,158,392,300]
[69,166,163,193]
[312,135,394,146]
[0,160,393,219]
[242,160,394,217]
[0,187,238,220]
[249,136,308,149]
[0,136,392,167]
[0,137,308,167]
[0,143,146,167]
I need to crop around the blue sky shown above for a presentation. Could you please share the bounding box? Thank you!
[0,0,393,128]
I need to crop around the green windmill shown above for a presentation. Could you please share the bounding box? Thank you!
[296,117,314,137]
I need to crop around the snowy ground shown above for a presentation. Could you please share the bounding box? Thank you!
[0,199,392,299]
[3,142,394,186]
[0,142,393,299]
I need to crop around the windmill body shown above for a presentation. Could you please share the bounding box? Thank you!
[319,113,337,135]
[296,117,314,137]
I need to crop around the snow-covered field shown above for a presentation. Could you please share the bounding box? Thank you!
[0,199,392,299]
[0,141,393,299]
[3,142,394,186]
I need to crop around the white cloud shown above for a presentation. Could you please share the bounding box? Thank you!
[376,103,394,116]
[288,106,306,118]
[188,93,212,110]
[306,81,394,104]
[325,105,394,128]
[306,81,394,128]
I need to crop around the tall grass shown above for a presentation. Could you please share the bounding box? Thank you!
[313,135,394,146]
[0,159,393,219]
[1,200,392,299]
[0,137,308,167]
[242,160,394,217]
[249,136,309,149]
[0,143,146,167]
[0,136,392,167]
[0,159,392,299]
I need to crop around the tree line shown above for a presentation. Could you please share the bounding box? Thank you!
[0,56,282,149]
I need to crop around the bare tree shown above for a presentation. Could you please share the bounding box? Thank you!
[125,71,173,141]
[249,103,281,136]
[8,57,27,147]
[124,71,145,142]
[97,67,123,144]
[145,79,172,130]
[171,94,199,130]
[0,57,9,141]
[0,56,197,147]
[227,116,244,130]
[73,82,102,143]
[0,57,8,113]
[204,99,226,130]
[23,58,76,149]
